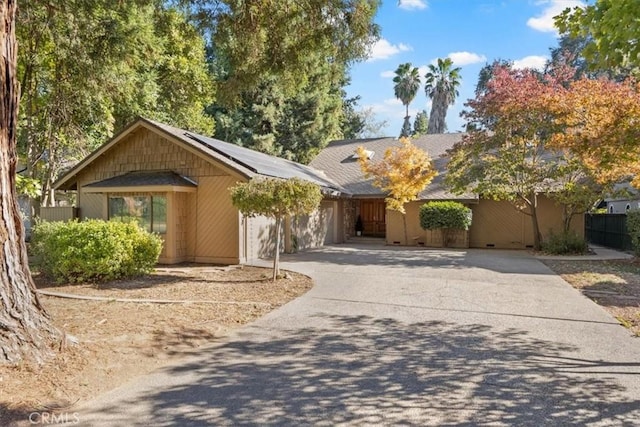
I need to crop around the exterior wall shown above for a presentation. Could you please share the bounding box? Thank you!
[384,196,583,249]
[470,196,584,249]
[74,127,242,264]
[294,199,340,249]
[194,176,241,264]
[244,215,278,262]
[386,200,469,248]
[607,200,640,214]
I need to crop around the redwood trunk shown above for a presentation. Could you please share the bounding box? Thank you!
[0,0,59,364]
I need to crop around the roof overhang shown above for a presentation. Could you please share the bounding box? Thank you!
[83,171,198,194]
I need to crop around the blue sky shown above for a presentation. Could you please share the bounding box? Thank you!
[347,0,585,136]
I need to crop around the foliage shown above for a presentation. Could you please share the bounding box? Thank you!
[211,0,379,103]
[230,178,322,279]
[541,230,588,255]
[425,58,461,134]
[547,78,640,188]
[448,65,566,250]
[393,62,421,136]
[555,0,640,74]
[213,61,344,164]
[357,138,436,244]
[16,175,42,199]
[31,219,162,284]
[626,210,640,256]
[412,110,429,136]
[419,201,472,248]
[419,201,472,231]
[17,1,215,206]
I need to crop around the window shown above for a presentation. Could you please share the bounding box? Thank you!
[108,195,167,234]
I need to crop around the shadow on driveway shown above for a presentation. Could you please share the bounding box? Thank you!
[87,314,640,426]
[278,245,557,276]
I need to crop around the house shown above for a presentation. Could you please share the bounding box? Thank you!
[310,134,585,249]
[602,182,639,214]
[53,118,346,264]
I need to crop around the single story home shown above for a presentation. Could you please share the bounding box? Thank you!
[53,118,346,264]
[54,118,584,264]
[309,134,584,249]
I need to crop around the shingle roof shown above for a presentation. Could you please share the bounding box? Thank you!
[84,171,197,188]
[55,118,346,194]
[309,133,477,201]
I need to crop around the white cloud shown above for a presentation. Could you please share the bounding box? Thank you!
[447,51,487,66]
[380,70,396,78]
[367,38,412,62]
[398,0,428,11]
[527,0,585,33]
[512,55,548,71]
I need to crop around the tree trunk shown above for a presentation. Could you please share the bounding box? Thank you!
[529,193,542,251]
[0,0,59,364]
[272,215,282,281]
[427,91,449,134]
[402,213,408,246]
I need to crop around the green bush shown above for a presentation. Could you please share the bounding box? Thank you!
[31,219,163,283]
[419,201,472,247]
[419,201,472,230]
[627,210,640,256]
[541,230,588,255]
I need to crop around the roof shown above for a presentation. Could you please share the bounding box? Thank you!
[84,171,197,189]
[55,118,345,194]
[309,133,478,201]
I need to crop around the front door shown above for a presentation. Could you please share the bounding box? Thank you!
[360,199,386,237]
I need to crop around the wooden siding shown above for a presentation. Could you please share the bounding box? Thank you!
[386,201,469,247]
[75,127,226,186]
[195,176,240,263]
[470,196,584,249]
[39,207,78,222]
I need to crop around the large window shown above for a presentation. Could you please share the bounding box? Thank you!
[108,195,167,234]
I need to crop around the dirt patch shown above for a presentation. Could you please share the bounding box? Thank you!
[543,259,640,337]
[0,265,312,426]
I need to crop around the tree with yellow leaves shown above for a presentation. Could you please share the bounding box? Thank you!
[357,138,437,245]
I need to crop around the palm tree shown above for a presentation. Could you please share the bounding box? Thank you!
[393,63,421,137]
[425,57,462,134]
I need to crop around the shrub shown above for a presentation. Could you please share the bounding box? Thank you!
[419,201,472,247]
[31,219,163,283]
[541,230,588,255]
[627,210,640,256]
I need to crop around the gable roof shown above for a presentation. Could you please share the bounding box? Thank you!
[55,118,345,194]
[309,133,477,201]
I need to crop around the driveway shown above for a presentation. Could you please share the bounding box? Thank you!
[74,245,640,426]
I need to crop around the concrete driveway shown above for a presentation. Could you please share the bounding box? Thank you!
[74,245,640,426]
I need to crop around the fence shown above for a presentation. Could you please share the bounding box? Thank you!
[584,213,632,251]
[39,207,79,222]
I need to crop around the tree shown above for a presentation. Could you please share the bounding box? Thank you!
[230,178,322,280]
[1,0,60,364]
[211,0,380,104]
[392,63,421,137]
[547,77,640,189]
[412,110,428,136]
[17,2,215,207]
[555,0,640,74]
[447,65,565,251]
[356,138,436,245]
[425,58,461,134]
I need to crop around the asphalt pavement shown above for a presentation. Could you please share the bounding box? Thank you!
[70,245,640,426]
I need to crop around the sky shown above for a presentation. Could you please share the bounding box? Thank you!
[346,0,586,136]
